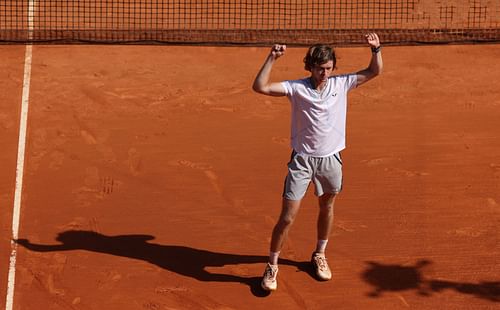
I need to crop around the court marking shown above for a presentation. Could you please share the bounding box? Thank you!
[5,43,33,310]
[5,2,36,309]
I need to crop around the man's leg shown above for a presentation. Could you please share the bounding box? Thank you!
[312,193,336,281]
[270,198,302,260]
[317,193,336,243]
[261,198,301,291]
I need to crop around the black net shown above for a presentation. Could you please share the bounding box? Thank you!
[1,0,499,45]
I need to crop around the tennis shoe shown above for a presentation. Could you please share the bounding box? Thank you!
[311,252,332,281]
[261,263,278,291]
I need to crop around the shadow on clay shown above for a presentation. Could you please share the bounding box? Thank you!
[15,230,312,298]
[362,259,500,302]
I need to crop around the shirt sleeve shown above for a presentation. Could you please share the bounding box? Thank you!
[344,74,358,90]
[281,80,292,96]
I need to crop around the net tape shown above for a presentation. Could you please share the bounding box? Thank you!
[1,0,499,45]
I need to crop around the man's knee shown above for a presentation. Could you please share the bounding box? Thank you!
[276,199,301,228]
[319,193,336,210]
[277,213,296,228]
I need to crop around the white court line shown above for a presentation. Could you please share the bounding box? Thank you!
[5,44,33,310]
[5,2,35,309]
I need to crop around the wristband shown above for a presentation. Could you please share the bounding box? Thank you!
[371,45,382,53]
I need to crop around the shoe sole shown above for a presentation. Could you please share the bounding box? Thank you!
[315,273,332,281]
[261,281,277,291]
[312,260,332,281]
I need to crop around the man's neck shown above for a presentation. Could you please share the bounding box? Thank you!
[310,77,327,91]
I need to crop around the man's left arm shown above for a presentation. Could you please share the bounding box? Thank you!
[356,33,383,86]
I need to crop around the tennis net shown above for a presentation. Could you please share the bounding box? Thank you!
[1,0,499,45]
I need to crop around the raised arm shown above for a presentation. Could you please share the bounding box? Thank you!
[356,33,383,86]
[252,44,288,96]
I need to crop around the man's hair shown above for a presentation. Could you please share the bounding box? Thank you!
[303,44,336,71]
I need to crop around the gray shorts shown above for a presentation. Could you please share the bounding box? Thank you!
[283,150,343,201]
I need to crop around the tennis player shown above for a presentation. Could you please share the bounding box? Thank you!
[252,33,383,291]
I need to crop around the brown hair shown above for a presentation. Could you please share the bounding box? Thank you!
[303,44,336,71]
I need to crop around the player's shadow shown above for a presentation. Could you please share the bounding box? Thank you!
[362,260,500,302]
[15,230,307,297]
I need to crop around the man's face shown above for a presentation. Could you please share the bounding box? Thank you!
[311,60,334,84]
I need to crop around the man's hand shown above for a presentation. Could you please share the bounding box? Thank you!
[365,33,380,48]
[252,44,288,96]
[356,33,383,86]
[271,44,286,59]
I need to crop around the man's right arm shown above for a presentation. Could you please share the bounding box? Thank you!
[252,45,288,97]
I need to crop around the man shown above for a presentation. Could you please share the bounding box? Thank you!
[252,33,383,291]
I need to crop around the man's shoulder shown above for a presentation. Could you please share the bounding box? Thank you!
[329,73,356,80]
[285,77,309,84]
[282,77,310,94]
[329,73,358,89]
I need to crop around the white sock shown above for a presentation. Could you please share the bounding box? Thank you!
[316,239,328,254]
[269,251,280,265]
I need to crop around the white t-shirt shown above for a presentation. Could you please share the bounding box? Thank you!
[281,74,357,157]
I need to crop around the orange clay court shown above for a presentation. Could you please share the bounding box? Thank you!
[0,42,500,309]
